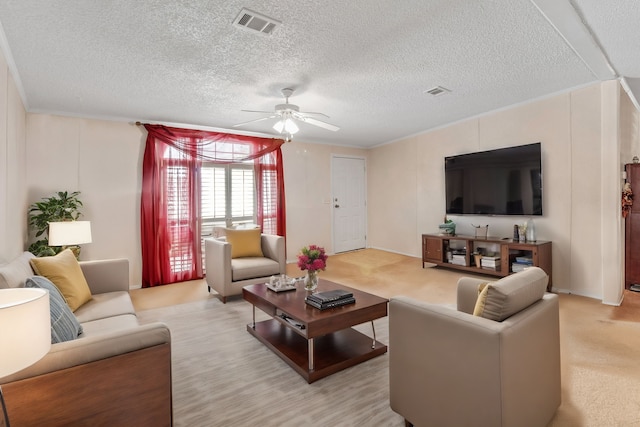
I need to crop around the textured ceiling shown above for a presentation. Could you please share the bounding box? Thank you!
[0,0,637,148]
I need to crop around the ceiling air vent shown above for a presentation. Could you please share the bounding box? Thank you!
[233,8,280,35]
[424,86,451,97]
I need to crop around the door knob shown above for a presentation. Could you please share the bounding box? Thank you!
[334,204,340,208]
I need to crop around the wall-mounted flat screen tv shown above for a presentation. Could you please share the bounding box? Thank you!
[445,142,542,216]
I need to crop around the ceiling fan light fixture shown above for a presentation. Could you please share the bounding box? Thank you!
[235,87,338,136]
[272,120,284,133]
[273,118,299,134]
[284,118,299,134]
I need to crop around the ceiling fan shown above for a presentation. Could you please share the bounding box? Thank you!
[233,88,340,141]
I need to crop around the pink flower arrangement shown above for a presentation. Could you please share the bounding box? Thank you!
[297,245,328,272]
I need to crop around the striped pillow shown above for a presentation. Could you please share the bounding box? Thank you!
[26,276,83,343]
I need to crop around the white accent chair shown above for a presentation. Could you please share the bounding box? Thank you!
[204,234,286,303]
[389,267,561,427]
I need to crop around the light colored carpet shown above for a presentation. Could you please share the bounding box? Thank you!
[136,298,401,427]
[132,249,640,427]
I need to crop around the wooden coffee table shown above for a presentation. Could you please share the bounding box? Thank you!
[242,279,388,383]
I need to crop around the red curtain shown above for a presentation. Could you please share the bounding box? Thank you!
[256,149,286,236]
[141,124,286,287]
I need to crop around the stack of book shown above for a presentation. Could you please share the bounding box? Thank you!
[481,255,501,271]
[511,256,533,273]
[449,250,467,266]
[305,289,355,310]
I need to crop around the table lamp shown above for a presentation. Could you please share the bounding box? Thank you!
[48,220,92,258]
[0,288,51,427]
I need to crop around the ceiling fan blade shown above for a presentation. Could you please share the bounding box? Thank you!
[241,109,277,115]
[300,116,340,132]
[232,116,276,127]
[298,111,330,118]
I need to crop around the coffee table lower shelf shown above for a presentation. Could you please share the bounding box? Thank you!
[247,319,387,383]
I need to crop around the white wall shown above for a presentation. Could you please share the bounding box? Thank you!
[0,45,27,263]
[368,137,420,257]
[281,140,368,261]
[570,85,603,299]
[368,83,632,302]
[25,116,144,285]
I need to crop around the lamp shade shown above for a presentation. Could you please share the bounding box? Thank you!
[48,221,92,246]
[0,288,51,378]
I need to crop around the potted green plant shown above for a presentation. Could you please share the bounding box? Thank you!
[28,191,84,257]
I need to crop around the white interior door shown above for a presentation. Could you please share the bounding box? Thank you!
[332,156,366,253]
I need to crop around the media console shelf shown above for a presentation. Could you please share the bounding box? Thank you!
[422,234,552,289]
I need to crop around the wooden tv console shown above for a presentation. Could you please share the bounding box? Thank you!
[422,234,552,288]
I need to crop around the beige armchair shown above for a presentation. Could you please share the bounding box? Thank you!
[205,233,285,303]
[389,267,560,427]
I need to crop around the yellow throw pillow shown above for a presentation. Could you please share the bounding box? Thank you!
[225,228,264,258]
[473,282,490,317]
[30,249,92,312]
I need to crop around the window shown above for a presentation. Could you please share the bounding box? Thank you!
[200,162,256,272]
[258,153,278,235]
[141,123,284,287]
[165,163,196,274]
[201,162,255,234]
[201,162,255,223]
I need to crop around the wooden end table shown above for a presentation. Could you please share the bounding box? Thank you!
[242,279,388,383]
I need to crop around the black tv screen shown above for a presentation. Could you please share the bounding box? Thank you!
[445,143,542,216]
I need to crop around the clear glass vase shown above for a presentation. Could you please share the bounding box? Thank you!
[304,270,318,291]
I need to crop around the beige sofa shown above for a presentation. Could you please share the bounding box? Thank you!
[205,233,286,302]
[389,267,560,427]
[0,252,172,426]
